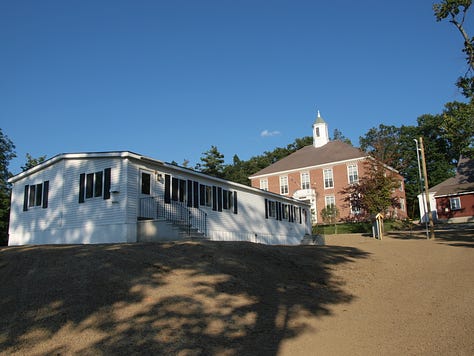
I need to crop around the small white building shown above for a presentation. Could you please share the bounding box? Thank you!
[8,151,312,245]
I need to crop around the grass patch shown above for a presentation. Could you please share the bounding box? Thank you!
[313,219,413,235]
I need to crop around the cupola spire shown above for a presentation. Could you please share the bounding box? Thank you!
[312,110,329,147]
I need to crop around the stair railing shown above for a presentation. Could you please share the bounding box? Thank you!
[139,196,207,236]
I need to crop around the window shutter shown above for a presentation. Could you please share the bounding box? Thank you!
[264,198,268,219]
[217,187,222,212]
[233,191,238,214]
[187,180,193,207]
[42,181,49,208]
[164,174,171,203]
[103,168,111,200]
[212,186,217,211]
[79,173,85,203]
[23,185,29,211]
[277,202,282,221]
[299,207,302,224]
[193,181,199,208]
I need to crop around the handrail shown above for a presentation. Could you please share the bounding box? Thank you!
[139,196,207,236]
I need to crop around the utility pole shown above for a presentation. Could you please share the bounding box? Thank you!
[414,139,429,239]
[419,137,435,239]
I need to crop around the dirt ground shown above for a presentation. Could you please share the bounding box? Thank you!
[0,227,473,355]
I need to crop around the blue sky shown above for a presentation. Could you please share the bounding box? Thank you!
[1,0,471,175]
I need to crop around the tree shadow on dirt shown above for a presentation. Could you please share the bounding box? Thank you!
[387,227,474,248]
[0,241,369,355]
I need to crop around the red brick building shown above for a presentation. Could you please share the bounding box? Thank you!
[420,156,474,223]
[249,112,407,224]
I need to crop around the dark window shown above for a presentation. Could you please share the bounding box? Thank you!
[103,168,111,200]
[200,184,206,206]
[79,173,85,203]
[79,169,111,202]
[94,171,103,197]
[187,180,193,207]
[23,185,29,211]
[179,179,186,202]
[212,186,217,211]
[86,173,94,198]
[42,181,49,208]
[164,174,171,203]
[27,183,45,208]
[268,200,276,218]
[193,181,199,208]
[217,187,222,212]
[233,191,237,214]
[172,177,179,201]
[141,172,151,195]
[206,186,212,207]
[29,184,36,207]
[223,189,228,209]
[35,183,43,206]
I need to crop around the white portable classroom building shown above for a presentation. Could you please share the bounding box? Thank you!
[8,151,312,245]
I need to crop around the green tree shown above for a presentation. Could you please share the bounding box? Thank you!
[332,129,352,145]
[434,0,474,97]
[321,205,340,233]
[341,160,401,221]
[196,145,225,178]
[440,100,474,158]
[0,129,16,245]
[359,124,404,170]
[222,155,251,185]
[21,153,47,172]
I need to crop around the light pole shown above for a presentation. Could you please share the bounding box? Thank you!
[414,139,429,239]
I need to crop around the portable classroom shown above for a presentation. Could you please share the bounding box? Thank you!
[8,151,312,245]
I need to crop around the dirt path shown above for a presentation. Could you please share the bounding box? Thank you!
[280,232,474,355]
[0,229,473,355]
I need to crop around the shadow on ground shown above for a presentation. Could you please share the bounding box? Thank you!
[0,241,369,355]
[387,225,474,248]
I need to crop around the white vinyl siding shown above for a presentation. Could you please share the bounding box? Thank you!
[8,152,312,246]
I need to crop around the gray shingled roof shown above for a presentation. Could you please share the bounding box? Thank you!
[249,141,367,177]
[431,156,474,196]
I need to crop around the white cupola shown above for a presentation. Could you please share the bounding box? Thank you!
[312,110,329,147]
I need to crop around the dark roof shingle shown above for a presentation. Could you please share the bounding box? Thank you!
[250,141,367,177]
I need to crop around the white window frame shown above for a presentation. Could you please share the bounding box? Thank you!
[325,195,335,208]
[399,198,405,212]
[347,164,359,184]
[269,200,277,218]
[301,172,310,190]
[450,197,461,210]
[280,176,289,195]
[350,195,361,215]
[323,168,334,189]
[28,182,44,207]
[260,178,268,191]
